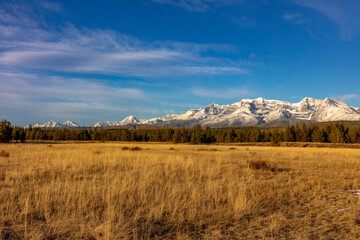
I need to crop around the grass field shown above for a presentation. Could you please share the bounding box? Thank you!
[1,142,360,239]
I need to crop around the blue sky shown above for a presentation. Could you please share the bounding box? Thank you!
[0,0,359,126]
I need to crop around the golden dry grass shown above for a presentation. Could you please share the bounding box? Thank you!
[1,142,360,239]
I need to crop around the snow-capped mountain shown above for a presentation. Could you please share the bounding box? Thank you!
[120,115,140,125]
[91,116,141,128]
[164,97,360,127]
[29,97,360,128]
[33,120,63,128]
[91,121,119,128]
[32,120,79,129]
[63,121,80,128]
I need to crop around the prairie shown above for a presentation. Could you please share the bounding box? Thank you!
[1,142,360,239]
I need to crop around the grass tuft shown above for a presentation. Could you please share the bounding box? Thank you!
[0,150,10,157]
[122,146,142,151]
[196,148,218,152]
[248,159,271,170]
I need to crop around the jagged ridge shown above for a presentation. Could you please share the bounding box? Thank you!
[31,120,80,129]
[30,97,360,128]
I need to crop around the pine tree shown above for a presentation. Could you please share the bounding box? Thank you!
[312,126,327,142]
[180,128,189,143]
[190,132,197,144]
[0,120,13,143]
[165,129,174,142]
[294,123,301,142]
[19,128,26,143]
[249,127,261,142]
[191,125,204,144]
[172,129,181,143]
[92,128,102,141]
[283,125,295,142]
[271,128,282,145]
[329,123,346,143]
[204,126,215,143]
[12,127,20,142]
[301,124,312,142]
[226,128,236,142]
[347,127,360,143]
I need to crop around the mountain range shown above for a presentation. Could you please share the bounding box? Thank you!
[28,97,360,129]
[30,120,80,129]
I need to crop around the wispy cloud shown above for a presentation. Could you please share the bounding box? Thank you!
[0,73,147,103]
[282,13,306,25]
[182,66,249,74]
[153,0,245,12]
[0,1,257,125]
[338,94,358,101]
[191,87,253,99]
[0,71,151,124]
[291,0,360,40]
[233,16,256,28]
[0,3,252,78]
[37,1,62,12]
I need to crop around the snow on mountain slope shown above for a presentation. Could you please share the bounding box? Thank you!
[29,97,360,128]
[119,115,140,125]
[63,121,80,127]
[162,97,360,126]
[32,120,80,128]
[91,121,119,128]
[141,114,176,125]
[90,116,140,128]
[33,120,63,128]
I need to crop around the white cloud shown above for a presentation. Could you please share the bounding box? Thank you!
[0,1,256,125]
[0,71,148,119]
[153,0,245,12]
[37,1,62,12]
[0,24,251,77]
[0,1,253,78]
[291,0,360,40]
[182,66,249,74]
[0,69,175,125]
[233,16,256,28]
[191,87,253,99]
[338,94,358,101]
[283,13,299,21]
[282,13,306,25]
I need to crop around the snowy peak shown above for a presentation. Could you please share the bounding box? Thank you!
[28,97,360,128]
[63,121,80,127]
[120,115,140,125]
[91,122,106,128]
[166,97,360,126]
[90,116,141,128]
[34,120,63,128]
[91,121,118,128]
[32,120,79,128]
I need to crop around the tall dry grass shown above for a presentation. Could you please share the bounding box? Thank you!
[1,143,360,239]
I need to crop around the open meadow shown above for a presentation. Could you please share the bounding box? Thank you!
[1,142,360,239]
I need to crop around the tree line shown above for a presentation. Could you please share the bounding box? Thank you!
[1,119,360,144]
